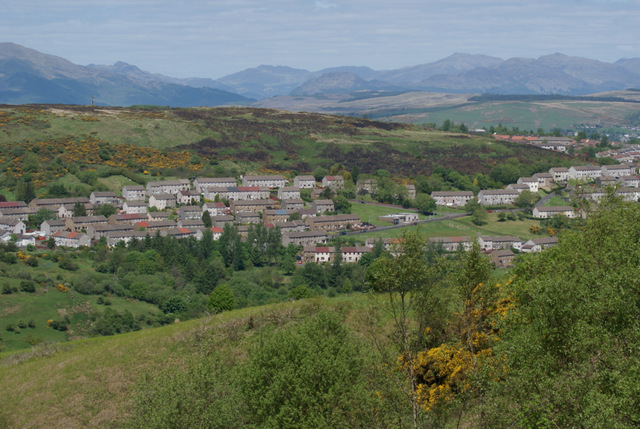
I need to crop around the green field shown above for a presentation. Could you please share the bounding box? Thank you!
[356,211,539,241]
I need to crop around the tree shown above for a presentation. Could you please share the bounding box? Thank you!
[201,210,212,228]
[95,204,117,217]
[333,195,352,214]
[16,179,36,204]
[29,208,56,228]
[481,197,640,427]
[414,193,436,215]
[73,202,87,217]
[241,311,378,428]
[207,284,236,313]
[367,231,432,428]
[514,190,539,209]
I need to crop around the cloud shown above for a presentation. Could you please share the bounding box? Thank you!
[314,0,337,10]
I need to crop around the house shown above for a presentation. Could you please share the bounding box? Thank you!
[478,235,522,251]
[90,191,118,205]
[195,227,224,241]
[277,187,301,200]
[0,207,38,222]
[272,220,307,233]
[135,220,176,232]
[0,201,27,209]
[521,237,558,253]
[122,185,146,201]
[147,211,171,222]
[293,175,316,189]
[193,177,236,193]
[427,236,473,252]
[211,215,235,228]
[282,231,328,247]
[405,184,416,199]
[13,234,36,249]
[431,191,474,207]
[108,213,148,225]
[230,199,275,214]
[531,137,573,152]
[322,176,344,190]
[477,190,519,206]
[532,172,554,188]
[178,219,206,229]
[490,249,515,268]
[0,219,26,235]
[549,167,570,183]
[282,199,305,211]
[241,175,286,188]
[601,164,636,178]
[122,200,147,215]
[340,246,373,263]
[312,199,335,214]
[161,227,198,240]
[263,209,291,224]
[235,212,261,224]
[356,178,378,195]
[52,231,91,248]
[146,179,190,195]
[532,206,577,219]
[618,175,640,188]
[306,214,361,232]
[378,213,419,224]
[177,205,203,221]
[106,230,149,248]
[506,184,530,194]
[568,165,602,181]
[302,246,335,263]
[65,215,108,232]
[57,203,94,219]
[177,190,201,205]
[86,224,135,240]
[516,177,539,192]
[40,219,67,236]
[202,202,229,216]
[29,197,90,209]
[148,193,176,210]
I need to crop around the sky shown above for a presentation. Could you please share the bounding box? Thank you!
[2,0,639,79]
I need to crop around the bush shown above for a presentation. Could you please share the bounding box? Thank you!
[59,258,79,271]
[20,280,36,293]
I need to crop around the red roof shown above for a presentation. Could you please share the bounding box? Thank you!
[210,227,224,233]
[315,247,330,252]
[135,221,150,228]
[178,228,191,234]
[0,201,25,208]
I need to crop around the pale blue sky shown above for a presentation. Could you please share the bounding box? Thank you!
[2,0,639,79]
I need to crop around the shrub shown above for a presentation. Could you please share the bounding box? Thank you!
[20,280,36,293]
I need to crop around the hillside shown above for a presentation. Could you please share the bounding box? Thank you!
[0,105,575,180]
[4,198,640,428]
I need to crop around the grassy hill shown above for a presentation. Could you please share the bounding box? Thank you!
[0,296,371,428]
[0,105,575,185]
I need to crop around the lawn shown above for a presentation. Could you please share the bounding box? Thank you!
[355,212,540,241]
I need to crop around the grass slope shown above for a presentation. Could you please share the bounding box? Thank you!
[0,297,366,429]
[0,105,574,177]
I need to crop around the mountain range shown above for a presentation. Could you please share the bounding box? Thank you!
[1,42,640,107]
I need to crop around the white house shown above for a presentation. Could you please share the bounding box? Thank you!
[148,193,176,210]
[122,185,146,201]
[431,191,474,207]
[293,175,316,189]
[477,190,519,206]
[531,206,577,219]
